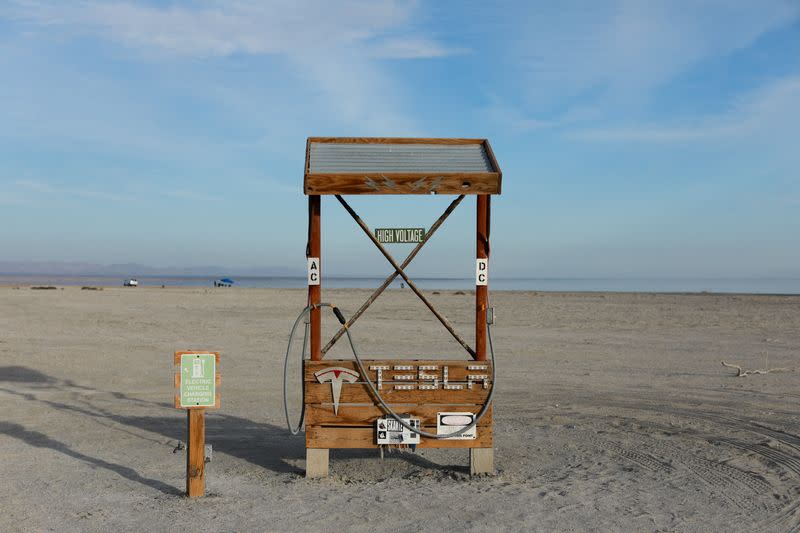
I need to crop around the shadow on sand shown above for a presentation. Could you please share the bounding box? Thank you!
[0,366,464,493]
[0,420,183,496]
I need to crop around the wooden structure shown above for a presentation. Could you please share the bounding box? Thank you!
[303,137,501,477]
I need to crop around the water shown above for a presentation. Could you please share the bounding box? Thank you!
[1,275,799,294]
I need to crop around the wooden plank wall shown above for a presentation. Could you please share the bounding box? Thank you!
[304,173,501,195]
[304,359,493,449]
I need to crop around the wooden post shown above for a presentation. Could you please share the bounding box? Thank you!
[476,194,490,361]
[307,195,326,477]
[186,409,205,497]
[309,195,321,360]
[474,195,494,474]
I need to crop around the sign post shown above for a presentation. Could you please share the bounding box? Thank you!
[174,351,220,497]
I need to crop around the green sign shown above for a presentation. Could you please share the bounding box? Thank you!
[375,227,426,244]
[180,353,216,407]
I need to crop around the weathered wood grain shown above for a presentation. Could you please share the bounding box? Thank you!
[304,382,490,404]
[306,426,492,449]
[308,195,321,360]
[304,404,492,427]
[476,194,490,360]
[304,173,501,195]
[186,409,205,496]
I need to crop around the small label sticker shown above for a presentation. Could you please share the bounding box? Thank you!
[437,412,477,440]
[476,258,488,286]
[376,416,421,445]
[307,257,320,285]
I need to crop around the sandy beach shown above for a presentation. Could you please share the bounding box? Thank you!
[1,286,799,532]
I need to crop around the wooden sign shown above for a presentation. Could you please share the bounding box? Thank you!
[174,350,220,497]
[304,359,492,450]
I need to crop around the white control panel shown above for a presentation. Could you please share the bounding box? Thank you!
[437,412,477,440]
[376,416,421,445]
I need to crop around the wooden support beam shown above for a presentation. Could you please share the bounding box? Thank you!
[305,173,500,195]
[308,195,321,360]
[304,404,492,427]
[306,427,492,449]
[186,409,205,497]
[335,195,476,358]
[322,194,465,355]
[476,195,490,361]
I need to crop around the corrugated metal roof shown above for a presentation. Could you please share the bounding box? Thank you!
[308,142,494,173]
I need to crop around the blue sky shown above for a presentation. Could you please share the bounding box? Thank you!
[1,1,798,278]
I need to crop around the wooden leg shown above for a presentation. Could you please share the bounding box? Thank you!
[186,409,205,496]
[470,447,494,476]
[306,448,329,478]
[476,194,489,361]
[309,195,321,360]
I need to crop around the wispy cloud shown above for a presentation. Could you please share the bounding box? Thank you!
[5,0,458,60]
[569,76,800,143]
[13,179,131,202]
[481,94,604,134]
[2,0,455,135]
[477,1,800,119]
[11,178,234,204]
[367,37,466,59]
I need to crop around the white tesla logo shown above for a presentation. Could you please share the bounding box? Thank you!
[314,367,359,414]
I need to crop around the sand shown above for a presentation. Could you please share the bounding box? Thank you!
[1,286,799,532]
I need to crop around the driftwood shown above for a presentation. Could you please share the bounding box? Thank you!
[721,361,796,377]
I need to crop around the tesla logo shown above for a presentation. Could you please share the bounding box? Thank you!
[314,367,359,414]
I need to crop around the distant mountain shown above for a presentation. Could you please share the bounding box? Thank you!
[0,261,302,277]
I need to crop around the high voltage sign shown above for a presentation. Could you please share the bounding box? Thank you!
[374,227,426,244]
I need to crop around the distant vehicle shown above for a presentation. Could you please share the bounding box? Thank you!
[214,278,234,287]
[123,279,139,287]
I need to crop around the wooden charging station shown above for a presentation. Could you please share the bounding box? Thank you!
[303,137,501,477]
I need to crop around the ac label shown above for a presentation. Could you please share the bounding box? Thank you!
[307,257,320,285]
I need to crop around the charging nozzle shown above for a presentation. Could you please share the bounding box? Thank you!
[332,306,347,325]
